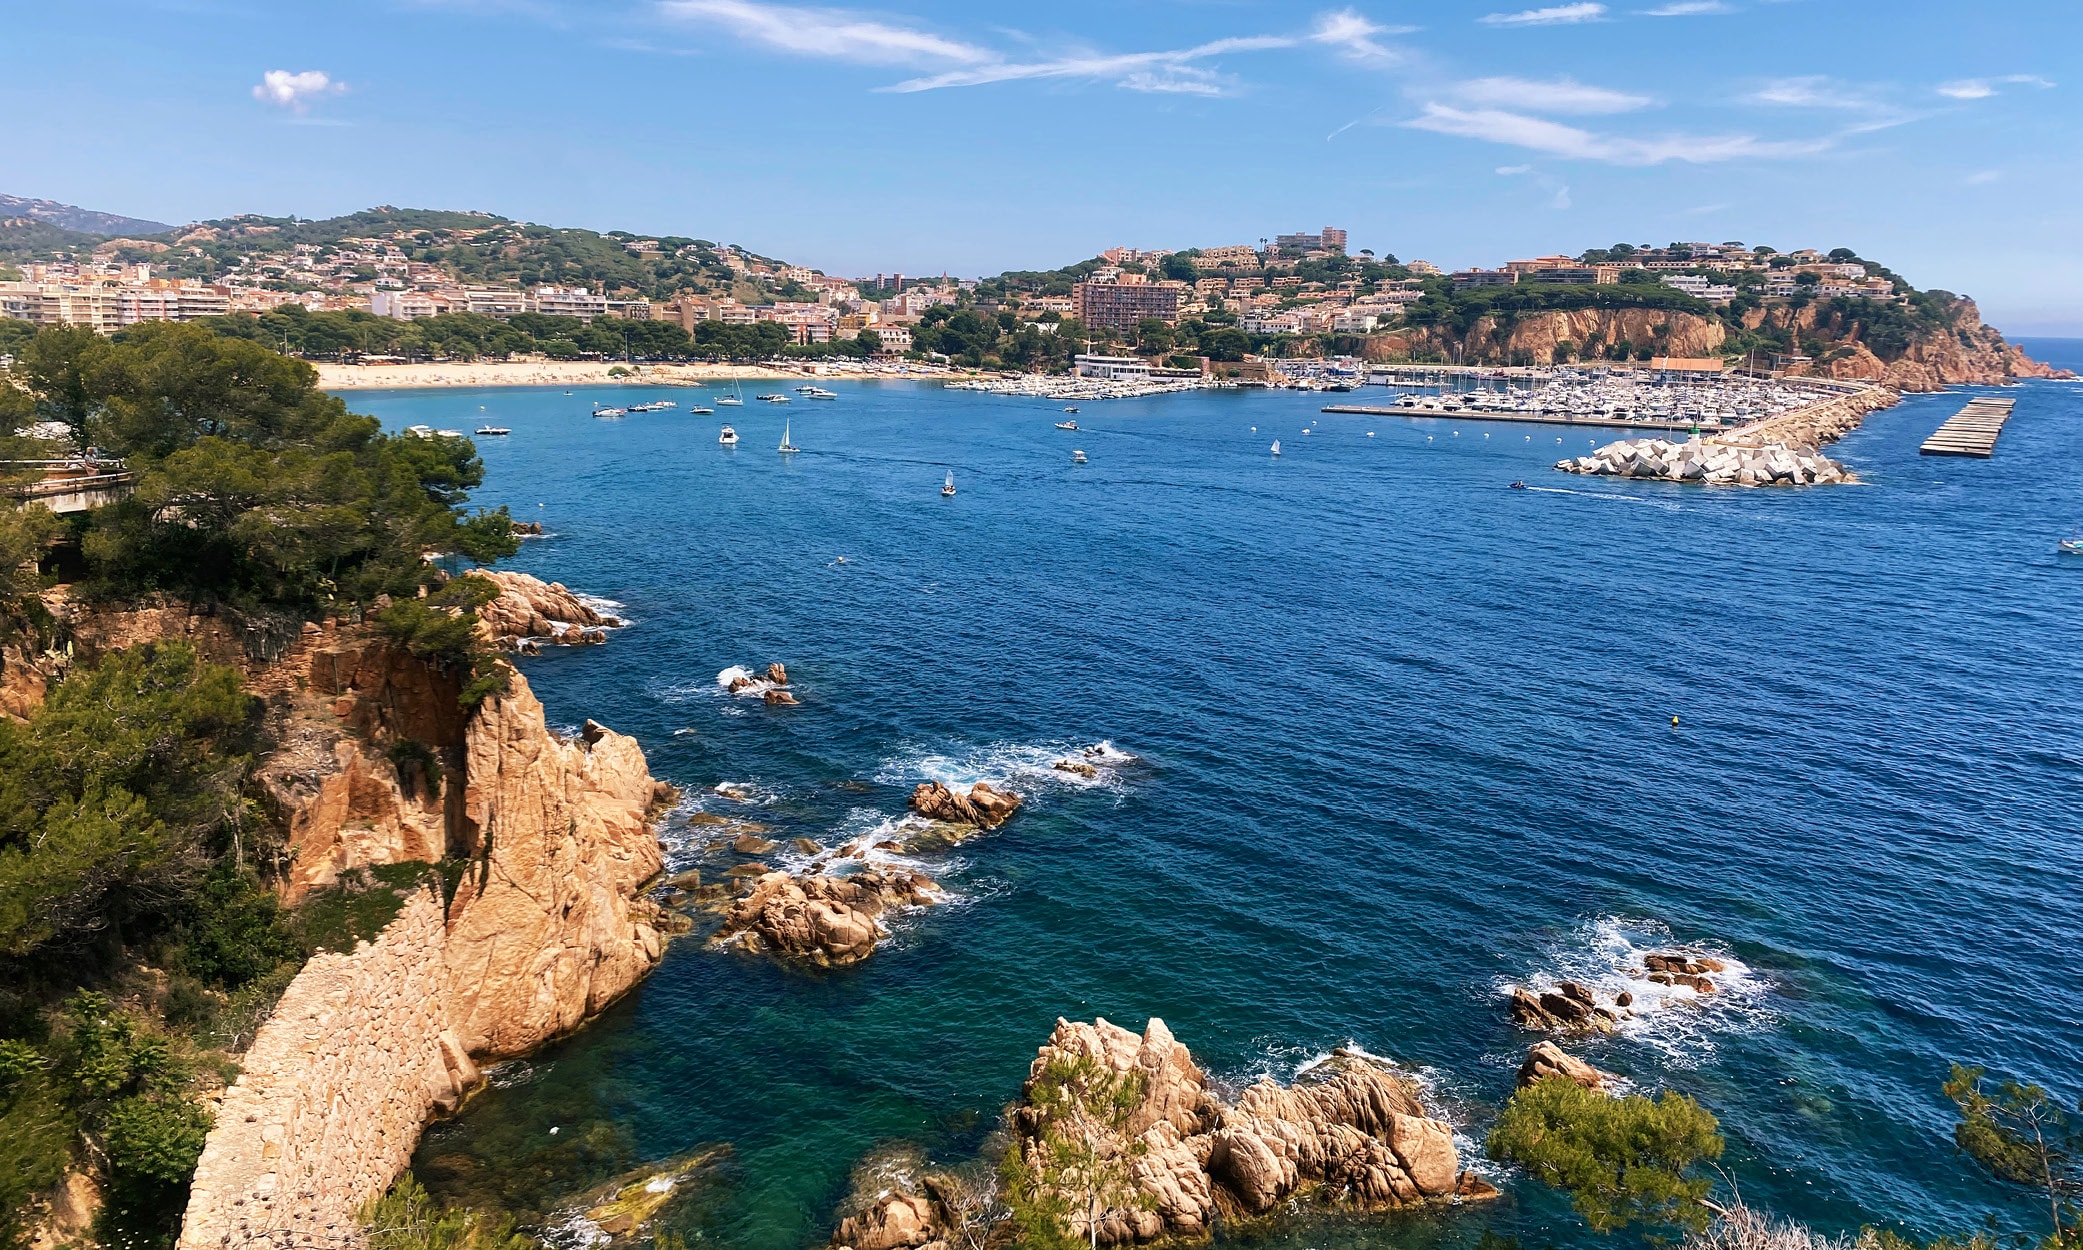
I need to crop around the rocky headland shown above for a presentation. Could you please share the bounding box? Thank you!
[20,583,687,1249]
[1362,297,2070,393]
[830,1018,1492,1250]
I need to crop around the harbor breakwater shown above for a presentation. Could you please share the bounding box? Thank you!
[1558,381,1897,485]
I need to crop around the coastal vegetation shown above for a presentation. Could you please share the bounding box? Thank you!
[1487,1075,1725,1233]
[0,323,524,1248]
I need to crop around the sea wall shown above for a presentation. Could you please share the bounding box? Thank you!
[1557,382,1898,487]
[177,889,480,1250]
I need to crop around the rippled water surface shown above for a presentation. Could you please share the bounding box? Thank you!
[344,377,2083,1250]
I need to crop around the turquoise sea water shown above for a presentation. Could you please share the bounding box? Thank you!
[344,378,2082,1250]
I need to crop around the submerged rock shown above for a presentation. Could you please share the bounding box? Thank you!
[575,1146,732,1242]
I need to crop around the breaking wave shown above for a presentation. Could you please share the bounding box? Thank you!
[1497,915,1775,1067]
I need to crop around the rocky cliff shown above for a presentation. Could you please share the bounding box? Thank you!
[443,678,668,1057]
[1357,297,2067,392]
[1364,309,1728,368]
[1745,295,2069,391]
[6,592,676,1249]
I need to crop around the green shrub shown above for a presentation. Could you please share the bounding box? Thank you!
[1487,1076,1723,1233]
[362,1174,529,1250]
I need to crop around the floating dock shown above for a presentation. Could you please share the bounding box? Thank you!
[1919,396,2015,458]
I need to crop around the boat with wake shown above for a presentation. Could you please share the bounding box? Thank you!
[719,425,739,445]
[1055,419,1078,431]
[475,425,510,436]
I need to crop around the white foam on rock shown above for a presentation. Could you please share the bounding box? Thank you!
[1498,915,1775,1067]
[873,739,1140,795]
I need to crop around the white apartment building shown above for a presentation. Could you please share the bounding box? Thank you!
[531,286,609,319]
[1661,274,1737,301]
[460,287,531,317]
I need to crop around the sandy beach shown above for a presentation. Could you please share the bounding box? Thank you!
[315,359,955,391]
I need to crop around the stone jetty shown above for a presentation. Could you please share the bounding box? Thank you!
[1557,381,1897,487]
[1558,436,1854,486]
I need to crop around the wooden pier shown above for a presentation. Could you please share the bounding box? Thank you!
[1919,397,2015,458]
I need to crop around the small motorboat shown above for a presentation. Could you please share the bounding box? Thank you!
[2061,537,2083,555]
[475,425,510,436]
[1055,420,1078,431]
[1072,450,1087,464]
[1509,480,1527,490]
[690,406,715,415]
[1063,406,1079,413]
[800,386,838,399]
[719,425,738,445]
[592,404,627,418]
[942,470,956,497]
[758,393,791,403]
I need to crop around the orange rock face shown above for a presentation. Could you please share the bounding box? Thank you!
[443,675,668,1057]
[468,569,621,648]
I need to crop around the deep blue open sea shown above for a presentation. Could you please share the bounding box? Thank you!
[343,371,2082,1250]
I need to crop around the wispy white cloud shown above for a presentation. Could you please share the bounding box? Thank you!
[1311,8,1414,61]
[1480,3,1606,26]
[1748,75,1922,133]
[1404,102,1827,164]
[1938,74,2054,100]
[1495,163,1533,174]
[1749,76,1872,109]
[252,69,344,110]
[886,35,1293,93]
[1449,76,1651,114]
[657,0,992,65]
[1964,169,2002,185]
[658,1,1388,96]
[1643,1,1730,13]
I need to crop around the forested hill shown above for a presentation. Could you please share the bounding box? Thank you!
[0,205,800,302]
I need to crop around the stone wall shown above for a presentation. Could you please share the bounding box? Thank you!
[178,889,480,1250]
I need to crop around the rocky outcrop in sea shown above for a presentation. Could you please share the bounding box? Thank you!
[708,868,939,967]
[830,1018,1493,1250]
[470,569,622,650]
[908,780,1022,830]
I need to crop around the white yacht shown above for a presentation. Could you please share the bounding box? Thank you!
[719,425,738,445]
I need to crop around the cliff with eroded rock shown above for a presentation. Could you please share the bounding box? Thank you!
[1365,308,1728,368]
[0,591,673,1249]
[1358,295,2066,393]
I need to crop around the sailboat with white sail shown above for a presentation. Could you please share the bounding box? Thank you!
[941,470,956,497]
[715,375,744,406]
[778,421,799,454]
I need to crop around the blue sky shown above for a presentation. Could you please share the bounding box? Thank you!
[4,0,2079,332]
